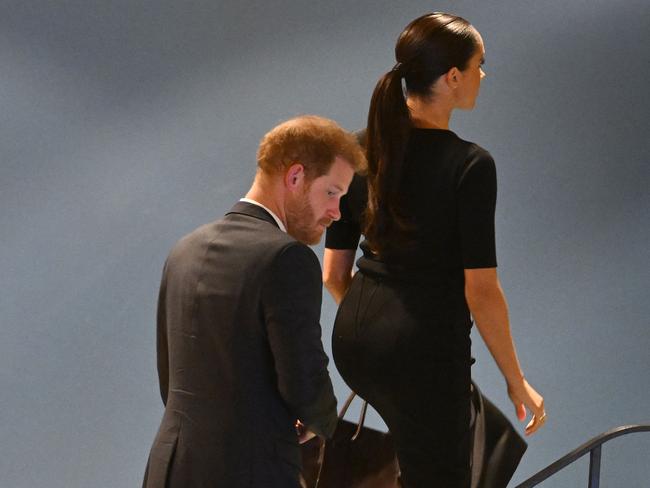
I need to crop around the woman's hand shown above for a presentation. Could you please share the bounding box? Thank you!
[508,379,546,436]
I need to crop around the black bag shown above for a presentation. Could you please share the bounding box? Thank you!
[470,382,528,488]
[300,392,400,488]
[301,382,527,488]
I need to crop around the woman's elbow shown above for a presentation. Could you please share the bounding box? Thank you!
[464,268,500,304]
[323,273,348,295]
[323,250,354,287]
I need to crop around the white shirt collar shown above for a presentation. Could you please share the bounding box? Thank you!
[239,198,287,233]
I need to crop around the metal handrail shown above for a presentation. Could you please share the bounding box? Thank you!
[515,424,650,488]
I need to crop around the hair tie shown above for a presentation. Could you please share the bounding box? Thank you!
[391,62,403,74]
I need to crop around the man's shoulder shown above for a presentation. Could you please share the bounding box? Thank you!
[271,239,320,271]
[172,212,316,262]
[219,213,321,284]
[222,214,320,273]
[221,211,295,248]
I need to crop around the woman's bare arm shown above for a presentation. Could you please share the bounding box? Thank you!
[465,267,546,435]
[323,249,356,305]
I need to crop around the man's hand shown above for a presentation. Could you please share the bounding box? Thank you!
[295,420,317,444]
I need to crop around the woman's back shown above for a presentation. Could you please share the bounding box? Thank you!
[329,128,498,285]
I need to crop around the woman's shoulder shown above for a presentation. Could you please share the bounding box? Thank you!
[450,133,494,162]
[437,135,496,188]
[446,134,494,174]
[410,128,491,159]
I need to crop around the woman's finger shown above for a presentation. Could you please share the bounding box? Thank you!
[525,411,547,436]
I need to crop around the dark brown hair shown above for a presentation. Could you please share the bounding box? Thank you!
[365,12,480,256]
[257,115,365,180]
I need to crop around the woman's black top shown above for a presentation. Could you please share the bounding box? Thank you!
[325,128,498,283]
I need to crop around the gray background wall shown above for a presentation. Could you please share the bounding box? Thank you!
[1,1,649,486]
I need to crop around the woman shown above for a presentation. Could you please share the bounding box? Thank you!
[324,13,545,487]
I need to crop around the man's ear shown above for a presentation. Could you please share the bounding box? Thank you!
[285,163,305,191]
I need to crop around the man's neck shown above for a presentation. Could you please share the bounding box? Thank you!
[245,179,288,230]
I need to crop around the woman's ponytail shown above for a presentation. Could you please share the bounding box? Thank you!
[364,66,411,255]
[362,12,480,258]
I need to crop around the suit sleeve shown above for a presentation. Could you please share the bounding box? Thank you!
[156,260,169,406]
[261,243,338,438]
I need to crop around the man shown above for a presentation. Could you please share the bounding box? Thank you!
[143,115,365,488]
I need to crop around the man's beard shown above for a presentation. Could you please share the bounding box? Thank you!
[286,190,331,245]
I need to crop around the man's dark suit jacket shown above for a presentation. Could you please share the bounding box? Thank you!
[143,201,338,488]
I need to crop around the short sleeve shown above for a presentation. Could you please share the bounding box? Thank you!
[457,150,498,269]
[325,172,366,250]
[325,193,361,249]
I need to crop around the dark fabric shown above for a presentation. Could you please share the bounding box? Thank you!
[333,273,473,487]
[300,384,526,488]
[470,383,528,488]
[457,151,498,269]
[143,201,338,488]
[325,128,498,275]
[323,128,367,251]
[301,420,400,488]
[324,172,366,250]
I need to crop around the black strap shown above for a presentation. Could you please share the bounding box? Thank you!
[313,391,369,487]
